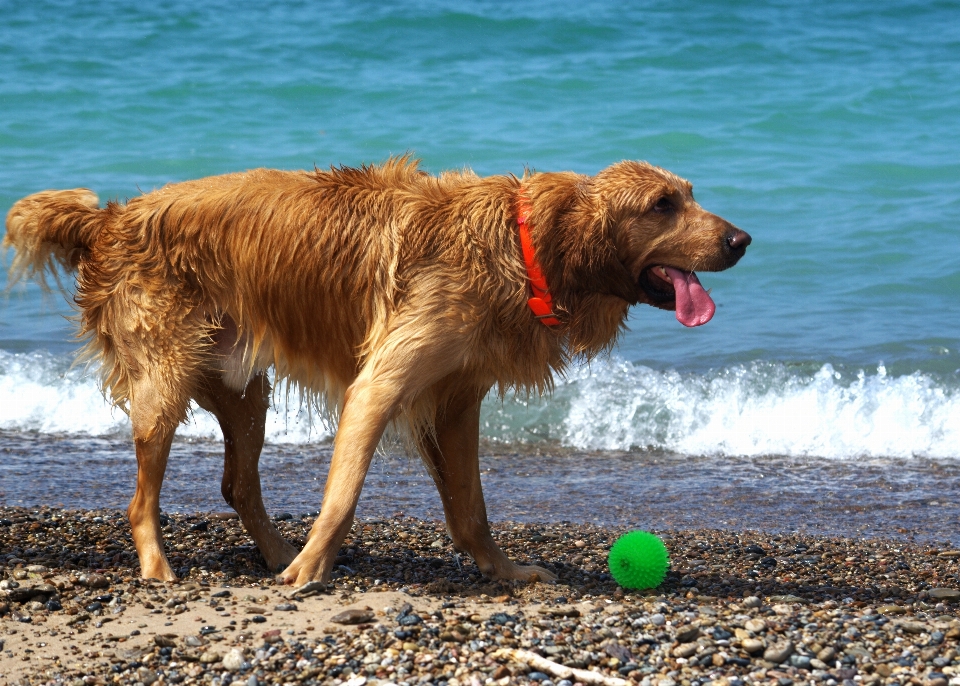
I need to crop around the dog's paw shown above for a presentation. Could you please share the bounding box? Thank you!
[492,562,558,584]
[263,540,299,574]
[139,561,177,582]
[278,555,331,587]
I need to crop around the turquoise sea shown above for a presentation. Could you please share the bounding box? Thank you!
[2,2,959,541]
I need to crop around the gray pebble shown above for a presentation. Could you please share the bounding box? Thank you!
[331,608,375,625]
[763,641,794,664]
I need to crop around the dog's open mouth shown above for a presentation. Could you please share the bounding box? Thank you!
[639,265,717,327]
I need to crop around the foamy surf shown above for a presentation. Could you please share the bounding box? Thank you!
[483,359,960,459]
[0,351,333,444]
[2,350,957,459]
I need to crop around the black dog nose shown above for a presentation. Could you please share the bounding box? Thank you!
[726,229,752,250]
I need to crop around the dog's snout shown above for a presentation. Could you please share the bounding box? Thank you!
[726,228,751,251]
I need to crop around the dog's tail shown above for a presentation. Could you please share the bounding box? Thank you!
[4,188,103,288]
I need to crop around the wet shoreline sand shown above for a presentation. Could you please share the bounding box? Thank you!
[2,507,960,685]
[3,431,960,550]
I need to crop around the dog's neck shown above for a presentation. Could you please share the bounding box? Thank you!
[516,191,561,327]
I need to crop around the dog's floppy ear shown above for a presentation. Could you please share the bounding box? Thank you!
[563,180,639,305]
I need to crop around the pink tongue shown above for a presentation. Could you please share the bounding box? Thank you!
[664,267,716,327]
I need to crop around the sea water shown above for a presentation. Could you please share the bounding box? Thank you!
[1,2,959,540]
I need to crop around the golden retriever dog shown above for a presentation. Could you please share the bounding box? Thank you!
[4,157,750,585]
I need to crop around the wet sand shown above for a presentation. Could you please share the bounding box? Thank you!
[2,507,960,685]
[3,432,960,549]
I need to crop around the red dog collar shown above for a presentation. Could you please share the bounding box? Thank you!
[516,194,561,327]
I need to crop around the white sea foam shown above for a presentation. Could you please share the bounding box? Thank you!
[486,359,960,459]
[0,351,331,444]
[2,351,957,459]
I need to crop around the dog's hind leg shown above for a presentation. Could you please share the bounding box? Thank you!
[419,390,557,583]
[194,372,298,572]
[126,377,181,582]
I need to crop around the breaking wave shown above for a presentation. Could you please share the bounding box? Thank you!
[2,351,958,459]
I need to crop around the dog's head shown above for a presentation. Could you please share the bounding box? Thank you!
[587,161,750,327]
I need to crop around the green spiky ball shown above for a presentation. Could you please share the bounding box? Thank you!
[608,531,669,589]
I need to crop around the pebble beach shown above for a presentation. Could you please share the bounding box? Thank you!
[2,507,959,686]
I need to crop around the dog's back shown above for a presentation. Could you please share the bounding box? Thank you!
[5,158,527,420]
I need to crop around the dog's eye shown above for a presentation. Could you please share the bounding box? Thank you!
[652,197,674,213]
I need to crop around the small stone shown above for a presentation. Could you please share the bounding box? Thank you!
[900,620,929,634]
[154,634,176,648]
[744,618,767,633]
[273,602,297,611]
[742,638,766,654]
[763,641,794,664]
[929,588,960,603]
[817,646,836,662]
[290,580,326,598]
[937,550,960,558]
[331,608,375,625]
[222,647,245,672]
[875,664,893,677]
[83,574,109,589]
[398,612,422,626]
[675,626,700,643]
[743,596,762,608]
[878,604,907,615]
[673,642,698,658]
[199,650,221,664]
[769,594,806,604]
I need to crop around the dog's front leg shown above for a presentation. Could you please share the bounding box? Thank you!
[278,373,394,586]
[279,317,464,587]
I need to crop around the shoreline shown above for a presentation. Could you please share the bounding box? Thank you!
[4,433,960,550]
[2,507,959,685]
